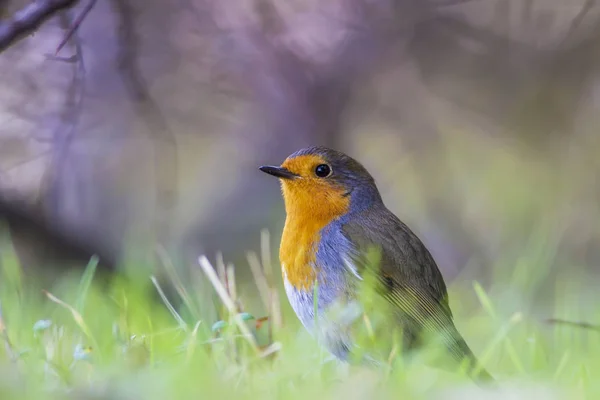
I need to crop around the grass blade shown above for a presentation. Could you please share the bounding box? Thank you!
[43,290,100,360]
[75,255,99,312]
[473,281,497,320]
[150,276,188,331]
[198,256,261,355]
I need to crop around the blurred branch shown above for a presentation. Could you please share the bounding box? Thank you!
[432,0,486,7]
[43,9,87,217]
[253,0,285,35]
[213,0,410,148]
[564,0,598,40]
[110,0,178,238]
[0,5,108,277]
[1,151,52,174]
[0,0,79,53]
[54,0,97,55]
[110,0,148,101]
[409,7,600,141]
[0,195,116,270]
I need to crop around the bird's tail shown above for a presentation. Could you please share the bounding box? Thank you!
[451,336,495,384]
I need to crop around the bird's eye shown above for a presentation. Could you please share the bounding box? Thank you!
[315,164,332,178]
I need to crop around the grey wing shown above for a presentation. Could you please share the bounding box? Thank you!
[341,208,491,378]
[341,206,452,318]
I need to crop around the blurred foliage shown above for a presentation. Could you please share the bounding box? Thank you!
[0,232,599,399]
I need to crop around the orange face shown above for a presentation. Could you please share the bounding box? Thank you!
[279,154,350,222]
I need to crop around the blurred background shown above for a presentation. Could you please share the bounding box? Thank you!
[1,0,599,319]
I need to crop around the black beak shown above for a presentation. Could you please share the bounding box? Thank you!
[259,165,299,180]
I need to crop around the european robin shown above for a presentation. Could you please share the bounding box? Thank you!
[260,146,492,381]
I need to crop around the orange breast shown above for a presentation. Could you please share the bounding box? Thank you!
[278,178,351,291]
[279,215,322,291]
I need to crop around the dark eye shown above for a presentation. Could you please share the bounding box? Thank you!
[315,164,332,178]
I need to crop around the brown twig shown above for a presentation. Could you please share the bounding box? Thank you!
[54,0,98,55]
[0,0,79,53]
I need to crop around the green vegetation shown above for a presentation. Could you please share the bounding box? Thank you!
[0,227,598,400]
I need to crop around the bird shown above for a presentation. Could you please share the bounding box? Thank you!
[259,146,493,382]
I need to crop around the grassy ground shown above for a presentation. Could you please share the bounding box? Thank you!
[0,230,598,400]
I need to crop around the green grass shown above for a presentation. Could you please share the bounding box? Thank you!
[0,231,598,400]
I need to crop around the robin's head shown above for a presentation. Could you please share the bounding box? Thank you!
[260,146,383,220]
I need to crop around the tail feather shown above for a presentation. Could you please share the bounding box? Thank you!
[452,336,495,384]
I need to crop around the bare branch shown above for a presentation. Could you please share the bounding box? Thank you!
[55,0,97,55]
[0,0,79,53]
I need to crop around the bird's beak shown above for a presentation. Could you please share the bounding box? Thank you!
[259,165,299,180]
